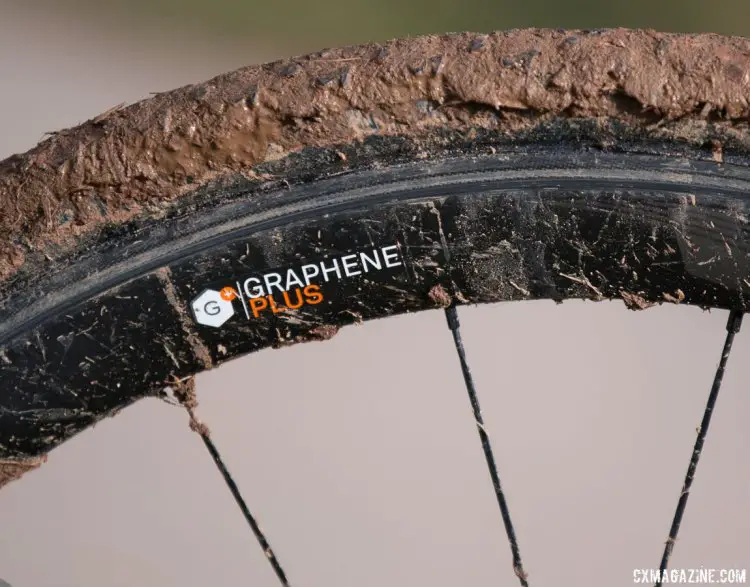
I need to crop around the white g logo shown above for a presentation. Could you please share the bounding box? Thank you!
[191,289,235,328]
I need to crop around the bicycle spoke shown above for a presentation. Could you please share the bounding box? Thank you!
[198,434,291,586]
[655,309,743,587]
[174,379,291,587]
[444,306,530,586]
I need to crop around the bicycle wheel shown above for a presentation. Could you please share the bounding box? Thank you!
[1,27,748,585]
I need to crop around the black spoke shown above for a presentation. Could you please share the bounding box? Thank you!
[445,306,529,586]
[198,433,291,586]
[655,309,743,587]
[174,379,291,587]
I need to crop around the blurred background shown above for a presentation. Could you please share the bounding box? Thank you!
[1,2,750,586]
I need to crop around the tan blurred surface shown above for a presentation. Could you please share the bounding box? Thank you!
[0,4,749,587]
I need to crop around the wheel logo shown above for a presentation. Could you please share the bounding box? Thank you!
[191,288,235,328]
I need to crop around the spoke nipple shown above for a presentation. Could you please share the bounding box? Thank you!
[726,310,743,333]
[445,306,460,330]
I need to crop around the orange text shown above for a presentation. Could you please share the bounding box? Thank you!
[248,285,324,318]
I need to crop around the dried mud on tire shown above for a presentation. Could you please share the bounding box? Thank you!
[3,28,750,281]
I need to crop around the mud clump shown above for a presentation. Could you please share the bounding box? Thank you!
[0,456,47,490]
[620,290,657,310]
[428,284,453,308]
[308,324,340,340]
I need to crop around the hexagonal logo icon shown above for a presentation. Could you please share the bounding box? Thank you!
[191,288,235,328]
